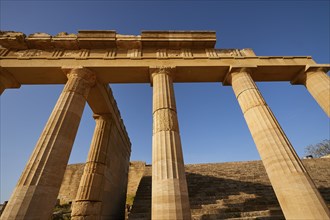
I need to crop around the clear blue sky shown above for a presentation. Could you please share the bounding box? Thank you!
[0,0,329,203]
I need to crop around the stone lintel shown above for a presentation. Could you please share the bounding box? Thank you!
[0,31,27,49]
[78,30,116,38]
[26,33,53,50]
[0,30,216,50]
[141,30,216,49]
[77,30,117,49]
[116,34,141,49]
[52,32,79,50]
[291,64,330,85]
[0,61,324,85]
[93,113,112,121]
[222,65,257,86]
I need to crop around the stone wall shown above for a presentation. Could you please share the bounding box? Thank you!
[100,121,131,219]
[57,161,146,206]
[58,158,330,219]
[66,86,132,219]
[126,161,146,205]
[57,163,85,205]
[185,158,330,219]
[128,158,330,220]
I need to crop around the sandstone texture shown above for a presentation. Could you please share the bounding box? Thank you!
[58,163,85,205]
[129,158,330,220]
[151,67,191,220]
[55,159,330,219]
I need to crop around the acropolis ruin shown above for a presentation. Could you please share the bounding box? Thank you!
[0,30,329,220]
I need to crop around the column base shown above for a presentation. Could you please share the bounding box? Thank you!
[1,185,59,219]
[152,179,191,220]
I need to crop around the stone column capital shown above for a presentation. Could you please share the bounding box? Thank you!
[93,113,113,122]
[62,67,96,86]
[149,66,176,86]
[291,64,330,85]
[291,65,330,116]
[61,67,96,98]
[306,65,330,73]
[0,67,21,95]
[223,66,257,86]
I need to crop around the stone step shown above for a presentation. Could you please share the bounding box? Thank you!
[128,167,152,220]
[129,206,151,213]
[191,209,284,220]
[128,212,151,220]
[127,159,329,220]
[226,216,284,220]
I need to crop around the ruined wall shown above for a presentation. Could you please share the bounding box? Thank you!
[57,163,85,205]
[57,161,145,206]
[128,158,330,220]
[126,161,146,205]
[58,158,330,219]
[185,158,330,219]
[92,87,132,219]
[101,118,131,219]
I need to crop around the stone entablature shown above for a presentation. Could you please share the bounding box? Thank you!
[0,30,257,59]
[0,47,257,59]
[1,31,327,84]
[0,30,216,50]
[0,31,254,59]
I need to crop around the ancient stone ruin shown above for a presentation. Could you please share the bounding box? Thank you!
[0,30,329,219]
[58,159,330,219]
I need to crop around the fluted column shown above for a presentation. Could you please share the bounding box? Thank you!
[1,68,96,220]
[151,67,191,220]
[71,114,112,220]
[293,67,330,117]
[228,68,330,220]
[0,68,20,95]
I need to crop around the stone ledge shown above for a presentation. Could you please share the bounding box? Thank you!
[0,30,216,50]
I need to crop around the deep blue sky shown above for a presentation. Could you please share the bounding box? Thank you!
[1,0,329,203]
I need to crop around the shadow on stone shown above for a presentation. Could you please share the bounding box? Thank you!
[128,169,152,220]
[129,168,285,220]
[129,159,330,220]
[186,172,284,219]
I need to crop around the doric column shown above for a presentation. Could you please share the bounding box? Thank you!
[1,67,95,220]
[227,67,330,220]
[292,67,330,117]
[0,68,20,95]
[151,67,191,220]
[71,114,112,220]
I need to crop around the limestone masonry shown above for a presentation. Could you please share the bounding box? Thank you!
[0,30,329,219]
[57,159,330,219]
